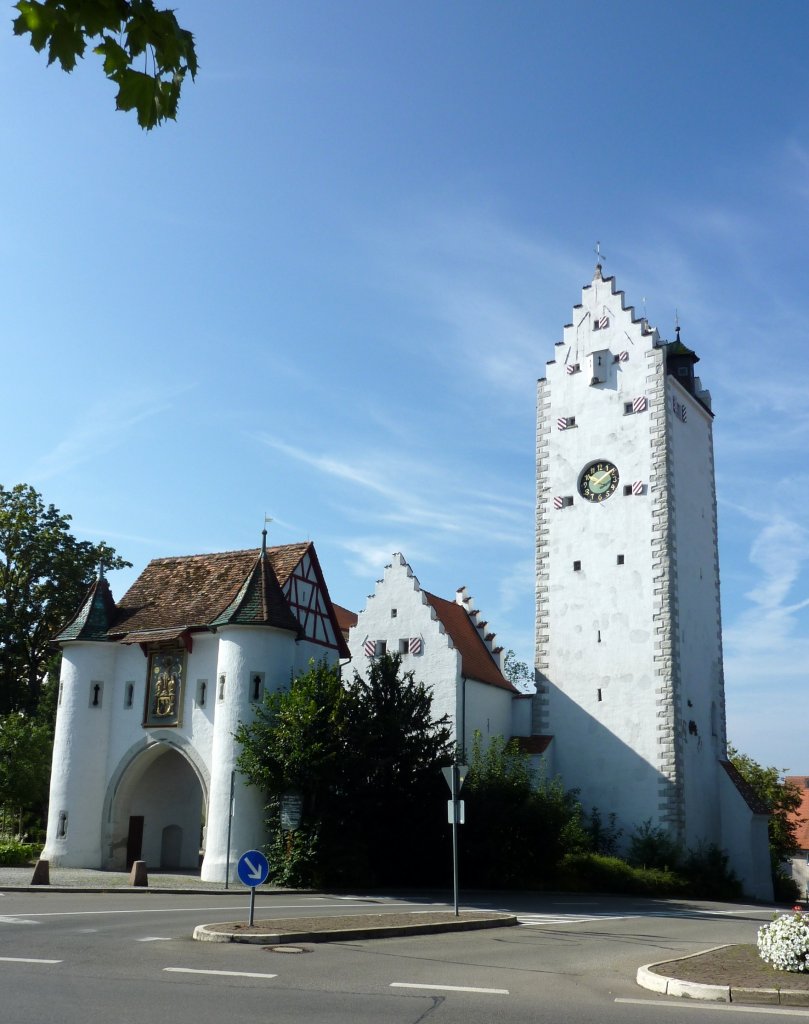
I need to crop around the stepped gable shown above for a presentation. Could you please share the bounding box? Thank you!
[423,590,516,693]
[578,262,646,326]
[55,574,117,642]
[107,543,311,639]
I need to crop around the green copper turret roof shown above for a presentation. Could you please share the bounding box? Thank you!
[55,575,117,642]
[210,549,302,632]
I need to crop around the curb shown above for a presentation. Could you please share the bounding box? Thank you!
[637,946,809,1006]
[194,914,518,944]
[0,886,309,895]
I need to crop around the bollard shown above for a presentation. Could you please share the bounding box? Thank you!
[129,860,148,887]
[30,859,50,886]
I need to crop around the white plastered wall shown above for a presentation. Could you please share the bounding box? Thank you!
[540,284,662,835]
[42,642,117,867]
[666,376,724,848]
[201,625,299,882]
[718,768,773,901]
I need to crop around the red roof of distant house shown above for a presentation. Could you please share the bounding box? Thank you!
[785,776,809,850]
[332,603,358,637]
[423,590,516,692]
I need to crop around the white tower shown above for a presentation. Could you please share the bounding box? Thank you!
[534,263,728,848]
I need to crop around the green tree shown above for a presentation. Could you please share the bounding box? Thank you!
[13,0,197,128]
[0,483,130,716]
[502,649,533,692]
[236,654,454,888]
[461,732,586,887]
[0,711,52,836]
[341,653,454,885]
[728,744,804,894]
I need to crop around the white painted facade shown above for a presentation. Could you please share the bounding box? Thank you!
[347,554,521,756]
[42,544,346,883]
[535,266,772,899]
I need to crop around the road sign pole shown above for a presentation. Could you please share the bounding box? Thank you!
[451,765,459,917]
[237,849,270,928]
[442,764,467,918]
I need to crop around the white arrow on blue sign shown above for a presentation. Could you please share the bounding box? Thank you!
[237,849,270,888]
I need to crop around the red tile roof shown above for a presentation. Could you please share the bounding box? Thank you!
[516,735,553,755]
[333,603,358,636]
[423,590,516,692]
[785,776,809,850]
[109,547,302,635]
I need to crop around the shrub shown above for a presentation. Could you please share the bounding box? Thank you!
[584,807,623,856]
[461,734,586,888]
[0,840,40,866]
[758,912,809,971]
[774,869,801,905]
[681,843,741,901]
[627,819,682,870]
[556,852,689,897]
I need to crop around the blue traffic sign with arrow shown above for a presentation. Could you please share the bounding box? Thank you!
[237,849,270,888]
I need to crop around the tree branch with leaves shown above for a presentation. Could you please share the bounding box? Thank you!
[13,0,197,128]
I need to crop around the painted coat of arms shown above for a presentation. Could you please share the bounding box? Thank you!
[144,651,185,727]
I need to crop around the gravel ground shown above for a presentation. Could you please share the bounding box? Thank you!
[219,911,510,936]
[0,866,229,889]
[649,944,809,990]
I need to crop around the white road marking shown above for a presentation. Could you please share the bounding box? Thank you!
[517,907,777,927]
[0,902,364,920]
[517,913,625,926]
[164,967,278,980]
[616,998,809,1016]
[0,956,62,964]
[391,982,509,995]
[136,936,173,942]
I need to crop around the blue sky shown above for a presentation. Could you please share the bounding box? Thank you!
[1,1,807,771]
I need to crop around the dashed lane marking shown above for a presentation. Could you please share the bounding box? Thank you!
[0,903,360,920]
[136,937,173,942]
[517,913,626,926]
[0,956,61,964]
[164,968,278,980]
[391,983,509,995]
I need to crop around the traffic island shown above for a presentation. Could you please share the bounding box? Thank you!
[638,944,809,1005]
[194,910,517,944]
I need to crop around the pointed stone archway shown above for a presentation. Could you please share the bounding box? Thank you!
[103,738,209,872]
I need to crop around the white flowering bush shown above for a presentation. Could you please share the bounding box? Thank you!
[758,912,809,971]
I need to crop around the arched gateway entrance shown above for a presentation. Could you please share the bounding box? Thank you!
[104,741,207,871]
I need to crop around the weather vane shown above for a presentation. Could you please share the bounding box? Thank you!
[594,240,606,265]
[261,513,273,552]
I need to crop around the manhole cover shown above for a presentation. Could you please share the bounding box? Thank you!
[265,945,309,954]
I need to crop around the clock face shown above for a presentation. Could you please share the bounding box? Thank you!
[579,460,619,502]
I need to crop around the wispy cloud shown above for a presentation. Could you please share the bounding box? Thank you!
[358,208,582,395]
[26,384,195,483]
[255,432,530,553]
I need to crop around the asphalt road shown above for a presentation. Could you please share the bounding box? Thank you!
[0,889,792,1024]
